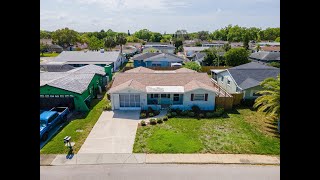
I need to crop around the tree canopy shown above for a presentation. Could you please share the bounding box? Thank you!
[52,28,79,47]
[88,36,104,51]
[224,48,249,66]
[183,61,201,72]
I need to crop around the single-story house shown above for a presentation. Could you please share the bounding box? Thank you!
[40,64,75,72]
[249,51,280,63]
[184,46,209,59]
[132,52,185,68]
[190,52,207,65]
[107,67,220,111]
[142,44,175,54]
[212,62,279,100]
[202,41,227,48]
[257,42,280,47]
[40,65,110,111]
[259,46,280,52]
[49,44,63,53]
[40,39,53,45]
[52,50,126,72]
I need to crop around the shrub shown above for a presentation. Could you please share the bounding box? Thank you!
[157,118,163,124]
[206,112,214,118]
[176,109,182,115]
[167,113,172,118]
[181,110,188,116]
[215,106,225,116]
[163,116,168,121]
[191,105,201,114]
[140,113,147,119]
[140,120,146,126]
[241,99,255,107]
[154,110,160,116]
[199,113,205,118]
[187,111,195,117]
[148,107,154,113]
[171,112,177,117]
[148,112,154,117]
[104,103,112,111]
[149,118,157,125]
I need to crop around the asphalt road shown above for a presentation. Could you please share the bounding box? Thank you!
[40,164,279,180]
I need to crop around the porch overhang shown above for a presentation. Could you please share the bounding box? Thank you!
[146,86,184,93]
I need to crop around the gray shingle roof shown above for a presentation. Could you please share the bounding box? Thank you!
[183,46,209,52]
[54,51,121,63]
[249,51,280,61]
[146,53,185,62]
[40,64,75,72]
[227,62,280,90]
[40,65,106,94]
[194,52,206,62]
[132,52,161,60]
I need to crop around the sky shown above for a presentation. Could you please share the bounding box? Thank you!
[40,0,280,33]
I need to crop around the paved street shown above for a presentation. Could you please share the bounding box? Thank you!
[78,111,140,154]
[40,164,280,180]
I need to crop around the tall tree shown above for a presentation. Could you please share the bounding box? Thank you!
[224,47,249,66]
[88,36,104,51]
[104,36,117,50]
[116,33,127,53]
[222,43,231,52]
[40,30,52,39]
[134,29,153,41]
[253,75,280,120]
[197,31,210,41]
[275,37,280,42]
[40,43,49,55]
[128,30,130,36]
[52,28,79,47]
[149,32,162,42]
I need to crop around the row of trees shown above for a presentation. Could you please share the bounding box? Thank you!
[41,25,279,51]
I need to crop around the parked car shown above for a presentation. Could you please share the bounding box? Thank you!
[40,107,70,141]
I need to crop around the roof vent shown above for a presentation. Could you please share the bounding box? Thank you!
[100,49,105,53]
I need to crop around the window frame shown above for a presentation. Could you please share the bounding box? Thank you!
[193,94,205,101]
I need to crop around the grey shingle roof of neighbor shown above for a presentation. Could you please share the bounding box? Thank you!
[54,51,121,63]
[227,62,280,90]
[40,64,75,72]
[194,52,206,61]
[146,53,185,62]
[40,65,106,94]
[132,52,161,60]
[183,46,209,51]
[249,51,280,61]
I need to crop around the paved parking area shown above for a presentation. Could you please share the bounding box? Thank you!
[78,110,140,154]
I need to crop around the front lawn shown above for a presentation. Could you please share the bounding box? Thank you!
[40,93,109,154]
[40,52,59,57]
[133,108,279,154]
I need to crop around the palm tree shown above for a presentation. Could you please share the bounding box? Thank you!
[104,36,117,51]
[116,33,127,53]
[253,75,280,123]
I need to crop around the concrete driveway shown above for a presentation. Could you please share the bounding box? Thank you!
[78,110,140,154]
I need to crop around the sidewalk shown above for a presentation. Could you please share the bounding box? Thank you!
[41,153,280,166]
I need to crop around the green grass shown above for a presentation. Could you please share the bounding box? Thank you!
[40,93,109,154]
[40,52,59,57]
[133,108,279,154]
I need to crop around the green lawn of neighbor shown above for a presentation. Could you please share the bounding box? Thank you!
[133,107,279,154]
[40,93,109,154]
[40,52,59,57]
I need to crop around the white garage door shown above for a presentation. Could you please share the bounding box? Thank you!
[119,94,140,108]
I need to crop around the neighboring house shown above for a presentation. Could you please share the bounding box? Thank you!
[257,42,280,47]
[142,44,175,54]
[191,52,207,65]
[132,52,185,68]
[259,46,280,52]
[75,42,88,50]
[184,46,209,59]
[40,64,75,72]
[49,44,63,53]
[249,51,280,63]
[230,42,243,48]
[40,39,53,45]
[107,67,219,111]
[213,62,279,100]
[183,39,201,46]
[51,50,126,72]
[40,65,110,111]
[202,41,227,48]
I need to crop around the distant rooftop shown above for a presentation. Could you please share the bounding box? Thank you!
[54,51,121,64]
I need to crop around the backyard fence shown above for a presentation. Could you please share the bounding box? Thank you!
[215,96,234,110]
[231,93,244,105]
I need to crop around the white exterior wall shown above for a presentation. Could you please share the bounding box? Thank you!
[216,71,238,94]
[183,89,215,110]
